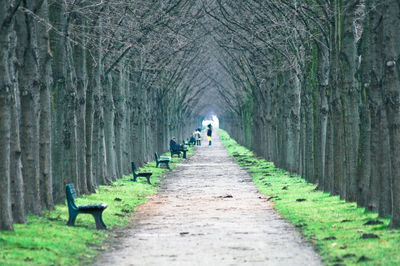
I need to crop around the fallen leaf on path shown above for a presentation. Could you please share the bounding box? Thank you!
[267,196,280,201]
[363,219,383,225]
[295,223,307,228]
[333,257,343,262]
[360,233,379,239]
[218,194,233,198]
[358,255,372,262]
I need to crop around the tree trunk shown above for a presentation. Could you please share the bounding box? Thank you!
[340,0,359,202]
[357,87,371,208]
[0,12,14,228]
[63,22,79,193]
[73,39,88,194]
[356,3,372,208]
[85,50,95,192]
[381,0,400,227]
[16,2,42,215]
[6,27,26,224]
[49,0,66,203]
[0,91,13,230]
[113,65,126,178]
[316,40,330,191]
[104,73,117,181]
[37,0,54,210]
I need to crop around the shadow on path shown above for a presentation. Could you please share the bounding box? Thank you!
[94,130,322,266]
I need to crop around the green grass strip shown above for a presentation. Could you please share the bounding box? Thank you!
[219,129,400,266]
[0,147,194,266]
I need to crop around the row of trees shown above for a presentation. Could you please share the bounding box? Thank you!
[0,0,207,230]
[2,0,399,230]
[211,0,400,227]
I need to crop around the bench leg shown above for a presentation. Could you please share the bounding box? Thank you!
[156,161,159,168]
[183,151,186,159]
[161,162,170,170]
[146,176,151,185]
[92,210,107,230]
[67,211,78,226]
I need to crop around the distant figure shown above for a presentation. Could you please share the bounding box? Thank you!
[207,124,212,146]
[194,128,201,146]
[170,137,184,153]
[189,134,196,146]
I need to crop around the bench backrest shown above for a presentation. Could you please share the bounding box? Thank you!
[66,184,78,211]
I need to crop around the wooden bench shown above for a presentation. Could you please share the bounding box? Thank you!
[170,147,188,158]
[154,152,170,169]
[66,184,107,230]
[131,161,152,184]
[170,148,181,158]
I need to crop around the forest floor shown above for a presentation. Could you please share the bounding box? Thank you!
[93,130,321,266]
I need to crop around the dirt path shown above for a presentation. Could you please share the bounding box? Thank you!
[94,131,322,266]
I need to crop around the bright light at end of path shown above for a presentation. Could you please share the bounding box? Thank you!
[202,115,219,128]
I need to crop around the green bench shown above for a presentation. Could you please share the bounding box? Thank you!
[131,161,152,184]
[65,184,107,230]
[155,152,170,169]
[170,147,188,158]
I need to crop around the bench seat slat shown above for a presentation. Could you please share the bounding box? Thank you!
[137,172,152,177]
[78,203,107,211]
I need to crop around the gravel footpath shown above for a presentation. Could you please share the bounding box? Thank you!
[94,130,322,266]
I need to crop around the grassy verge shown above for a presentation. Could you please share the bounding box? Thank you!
[219,129,400,266]
[0,147,194,265]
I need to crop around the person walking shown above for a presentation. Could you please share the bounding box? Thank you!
[207,124,212,146]
[195,128,201,146]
